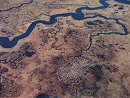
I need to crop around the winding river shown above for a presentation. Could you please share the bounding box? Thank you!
[0,0,129,48]
[115,0,130,4]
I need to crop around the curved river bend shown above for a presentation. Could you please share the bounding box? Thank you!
[0,0,129,48]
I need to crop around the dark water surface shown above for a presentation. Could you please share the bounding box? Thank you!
[0,0,130,98]
[115,0,130,4]
[0,0,129,48]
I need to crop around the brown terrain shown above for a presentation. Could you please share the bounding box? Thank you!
[0,0,130,98]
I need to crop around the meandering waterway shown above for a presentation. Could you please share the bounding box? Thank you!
[0,0,129,48]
